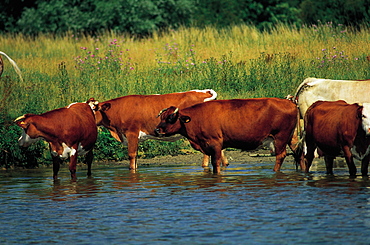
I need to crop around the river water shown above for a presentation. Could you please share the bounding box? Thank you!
[1,159,370,244]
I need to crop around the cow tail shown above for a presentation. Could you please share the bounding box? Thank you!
[0,51,24,82]
[290,101,305,170]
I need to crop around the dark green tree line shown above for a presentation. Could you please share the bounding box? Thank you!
[1,0,369,36]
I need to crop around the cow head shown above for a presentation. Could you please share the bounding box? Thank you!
[86,98,111,126]
[155,106,191,136]
[361,103,370,136]
[14,114,42,147]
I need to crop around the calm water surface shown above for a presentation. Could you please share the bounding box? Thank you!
[1,159,370,244]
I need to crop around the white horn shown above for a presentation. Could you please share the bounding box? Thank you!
[14,115,26,122]
[157,108,168,117]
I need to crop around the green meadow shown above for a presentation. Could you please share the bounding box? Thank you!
[1,23,370,167]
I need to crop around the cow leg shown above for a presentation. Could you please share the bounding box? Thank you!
[221,150,229,167]
[52,156,62,180]
[210,148,223,174]
[273,147,287,172]
[202,150,228,168]
[304,140,316,173]
[272,137,288,171]
[324,155,334,175]
[126,133,139,170]
[361,155,369,176]
[202,154,210,167]
[69,151,78,181]
[84,150,94,177]
[342,146,357,176]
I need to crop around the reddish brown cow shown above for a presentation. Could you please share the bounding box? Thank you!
[87,89,228,170]
[304,100,370,176]
[155,98,302,174]
[14,102,98,180]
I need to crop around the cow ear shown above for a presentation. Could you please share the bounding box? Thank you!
[100,103,111,112]
[15,120,29,129]
[180,116,191,123]
[358,106,364,119]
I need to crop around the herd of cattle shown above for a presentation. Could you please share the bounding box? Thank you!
[2,52,370,180]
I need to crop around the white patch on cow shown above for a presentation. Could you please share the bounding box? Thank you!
[18,131,42,147]
[60,143,73,159]
[67,102,77,108]
[138,130,183,142]
[352,145,370,161]
[361,103,370,136]
[190,89,217,102]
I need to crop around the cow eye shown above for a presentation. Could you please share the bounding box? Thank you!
[362,115,367,119]
[166,114,176,124]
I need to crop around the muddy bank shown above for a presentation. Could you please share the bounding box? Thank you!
[105,149,298,168]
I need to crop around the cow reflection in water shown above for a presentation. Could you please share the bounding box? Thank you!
[304,100,370,176]
[156,98,303,174]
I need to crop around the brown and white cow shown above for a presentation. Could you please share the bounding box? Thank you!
[87,89,228,170]
[14,102,98,180]
[304,100,370,176]
[155,98,302,174]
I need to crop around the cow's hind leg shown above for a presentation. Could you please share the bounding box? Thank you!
[361,155,370,176]
[126,132,140,171]
[324,155,335,175]
[52,156,62,180]
[272,137,288,171]
[69,150,78,181]
[342,146,356,176]
[84,150,94,177]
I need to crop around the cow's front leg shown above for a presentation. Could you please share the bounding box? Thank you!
[69,151,78,181]
[52,155,62,180]
[126,132,139,171]
[211,149,223,174]
[202,154,210,168]
[202,150,228,168]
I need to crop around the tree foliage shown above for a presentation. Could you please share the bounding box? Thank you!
[1,0,369,36]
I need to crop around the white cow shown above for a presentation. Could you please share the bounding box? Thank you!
[294,77,370,118]
[0,51,23,82]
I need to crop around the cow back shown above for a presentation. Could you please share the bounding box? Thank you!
[295,78,370,118]
[304,100,362,154]
[179,98,298,149]
[95,90,217,135]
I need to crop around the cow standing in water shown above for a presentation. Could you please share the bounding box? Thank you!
[87,89,227,171]
[155,98,302,174]
[14,102,97,180]
[304,100,370,176]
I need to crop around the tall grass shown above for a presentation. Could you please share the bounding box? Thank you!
[1,23,369,166]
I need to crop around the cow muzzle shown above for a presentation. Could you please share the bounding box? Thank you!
[154,128,165,137]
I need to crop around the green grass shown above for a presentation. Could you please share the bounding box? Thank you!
[1,23,370,167]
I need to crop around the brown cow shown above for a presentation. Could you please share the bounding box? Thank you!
[87,89,228,170]
[304,100,370,176]
[155,98,302,174]
[14,102,98,180]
